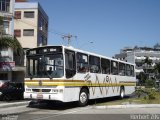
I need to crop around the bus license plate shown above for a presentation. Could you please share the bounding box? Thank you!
[37,94,43,99]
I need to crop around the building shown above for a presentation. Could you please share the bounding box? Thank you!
[14,2,48,49]
[114,44,160,78]
[0,0,15,36]
[0,0,15,81]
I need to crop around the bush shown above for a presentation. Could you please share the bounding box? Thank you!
[135,87,144,98]
[143,89,156,100]
[145,79,155,88]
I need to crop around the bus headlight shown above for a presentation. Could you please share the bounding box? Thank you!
[0,92,2,96]
[52,89,63,93]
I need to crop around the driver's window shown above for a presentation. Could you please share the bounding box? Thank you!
[65,49,76,78]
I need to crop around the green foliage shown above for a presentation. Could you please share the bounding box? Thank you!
[137,72,147,86]
[0,16,3,25]
[145,79,155,88]
[136,88,156,102]
[135,87,144,98]
[154,62,160,79]
[0,37,23,56]
[143,89,156,100]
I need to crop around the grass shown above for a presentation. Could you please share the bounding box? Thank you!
[96,88,160,106]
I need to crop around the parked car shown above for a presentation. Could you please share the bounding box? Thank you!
[0,80,24,101]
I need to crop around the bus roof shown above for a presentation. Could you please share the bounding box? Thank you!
[27,45,135,66]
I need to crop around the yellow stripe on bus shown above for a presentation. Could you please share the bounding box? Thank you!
[25,81,136,87]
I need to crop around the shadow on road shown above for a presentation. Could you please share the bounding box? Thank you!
[27,100,79,110]
[27,93,135,110]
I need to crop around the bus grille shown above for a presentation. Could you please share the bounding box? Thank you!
[32,89,51,93]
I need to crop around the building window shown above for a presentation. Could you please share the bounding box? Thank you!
[14,29,21,37]
[24,11,34,18]
[0,0,10,12]
[15,11,21,19]
[23,29,34,36]
[3,21,9,34]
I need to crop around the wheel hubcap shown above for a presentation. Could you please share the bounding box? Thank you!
[80,92,87,103]
[121,90,124,98]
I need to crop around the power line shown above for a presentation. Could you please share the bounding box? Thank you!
[14,18,77,45]
[62,33,77,46]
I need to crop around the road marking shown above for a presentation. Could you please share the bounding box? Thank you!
[27,106,92,120]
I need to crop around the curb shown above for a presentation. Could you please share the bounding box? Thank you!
[93,104,160,109]
[0,101,30,108]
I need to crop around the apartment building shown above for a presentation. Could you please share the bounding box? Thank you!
[14,2,48,49]
[0,0,15,81]
[114,44,160,78]
[0,0,15,36]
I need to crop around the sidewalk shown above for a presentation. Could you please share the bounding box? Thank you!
[93,104,160,109]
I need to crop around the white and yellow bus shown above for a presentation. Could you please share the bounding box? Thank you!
[24,45,136,106]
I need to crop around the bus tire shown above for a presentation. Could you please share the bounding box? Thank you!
[120,87,125,99]
[78,88,89,107]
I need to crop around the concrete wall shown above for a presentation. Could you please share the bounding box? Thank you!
[14,8,38,48]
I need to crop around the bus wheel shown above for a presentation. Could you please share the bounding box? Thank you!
[120,87,125,99]
[78,88,89,107]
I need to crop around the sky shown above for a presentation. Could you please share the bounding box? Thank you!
[29,0,160,57]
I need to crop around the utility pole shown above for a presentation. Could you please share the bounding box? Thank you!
[62,33,77,46]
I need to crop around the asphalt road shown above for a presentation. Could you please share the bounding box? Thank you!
[1,106,160,120]
[1,99,160,120]
[0,94,159,120]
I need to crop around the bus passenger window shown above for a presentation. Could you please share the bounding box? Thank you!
[111,61,118,75]
[65,50,76,78]
[89,56,100,73]
[131,65,135,77]
[77,53,89,73]
[101,58,110,74]
[126,64,131,76]
[119,63,125,76]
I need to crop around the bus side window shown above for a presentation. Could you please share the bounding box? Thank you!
[111,61,118,75]
[65,49,76,78]
[77,53,89,73]
[89,55,100,73]
[131,65,135,77]
[101,58,110,74]
[126,64,131,76]
[119,62,125,76]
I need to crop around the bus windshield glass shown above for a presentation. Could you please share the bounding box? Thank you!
[27,54,64,78]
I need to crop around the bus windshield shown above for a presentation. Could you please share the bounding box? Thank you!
[27,54,64,78]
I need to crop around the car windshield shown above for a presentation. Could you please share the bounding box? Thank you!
[27,54,64,78]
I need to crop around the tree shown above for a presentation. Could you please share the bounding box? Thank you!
[154,62,160,79]
[0,36,23,56]
[142,57,153,77]
[137,72,147,86]
[0,16,3,36]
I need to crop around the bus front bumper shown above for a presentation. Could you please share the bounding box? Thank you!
[24,92,64,102]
